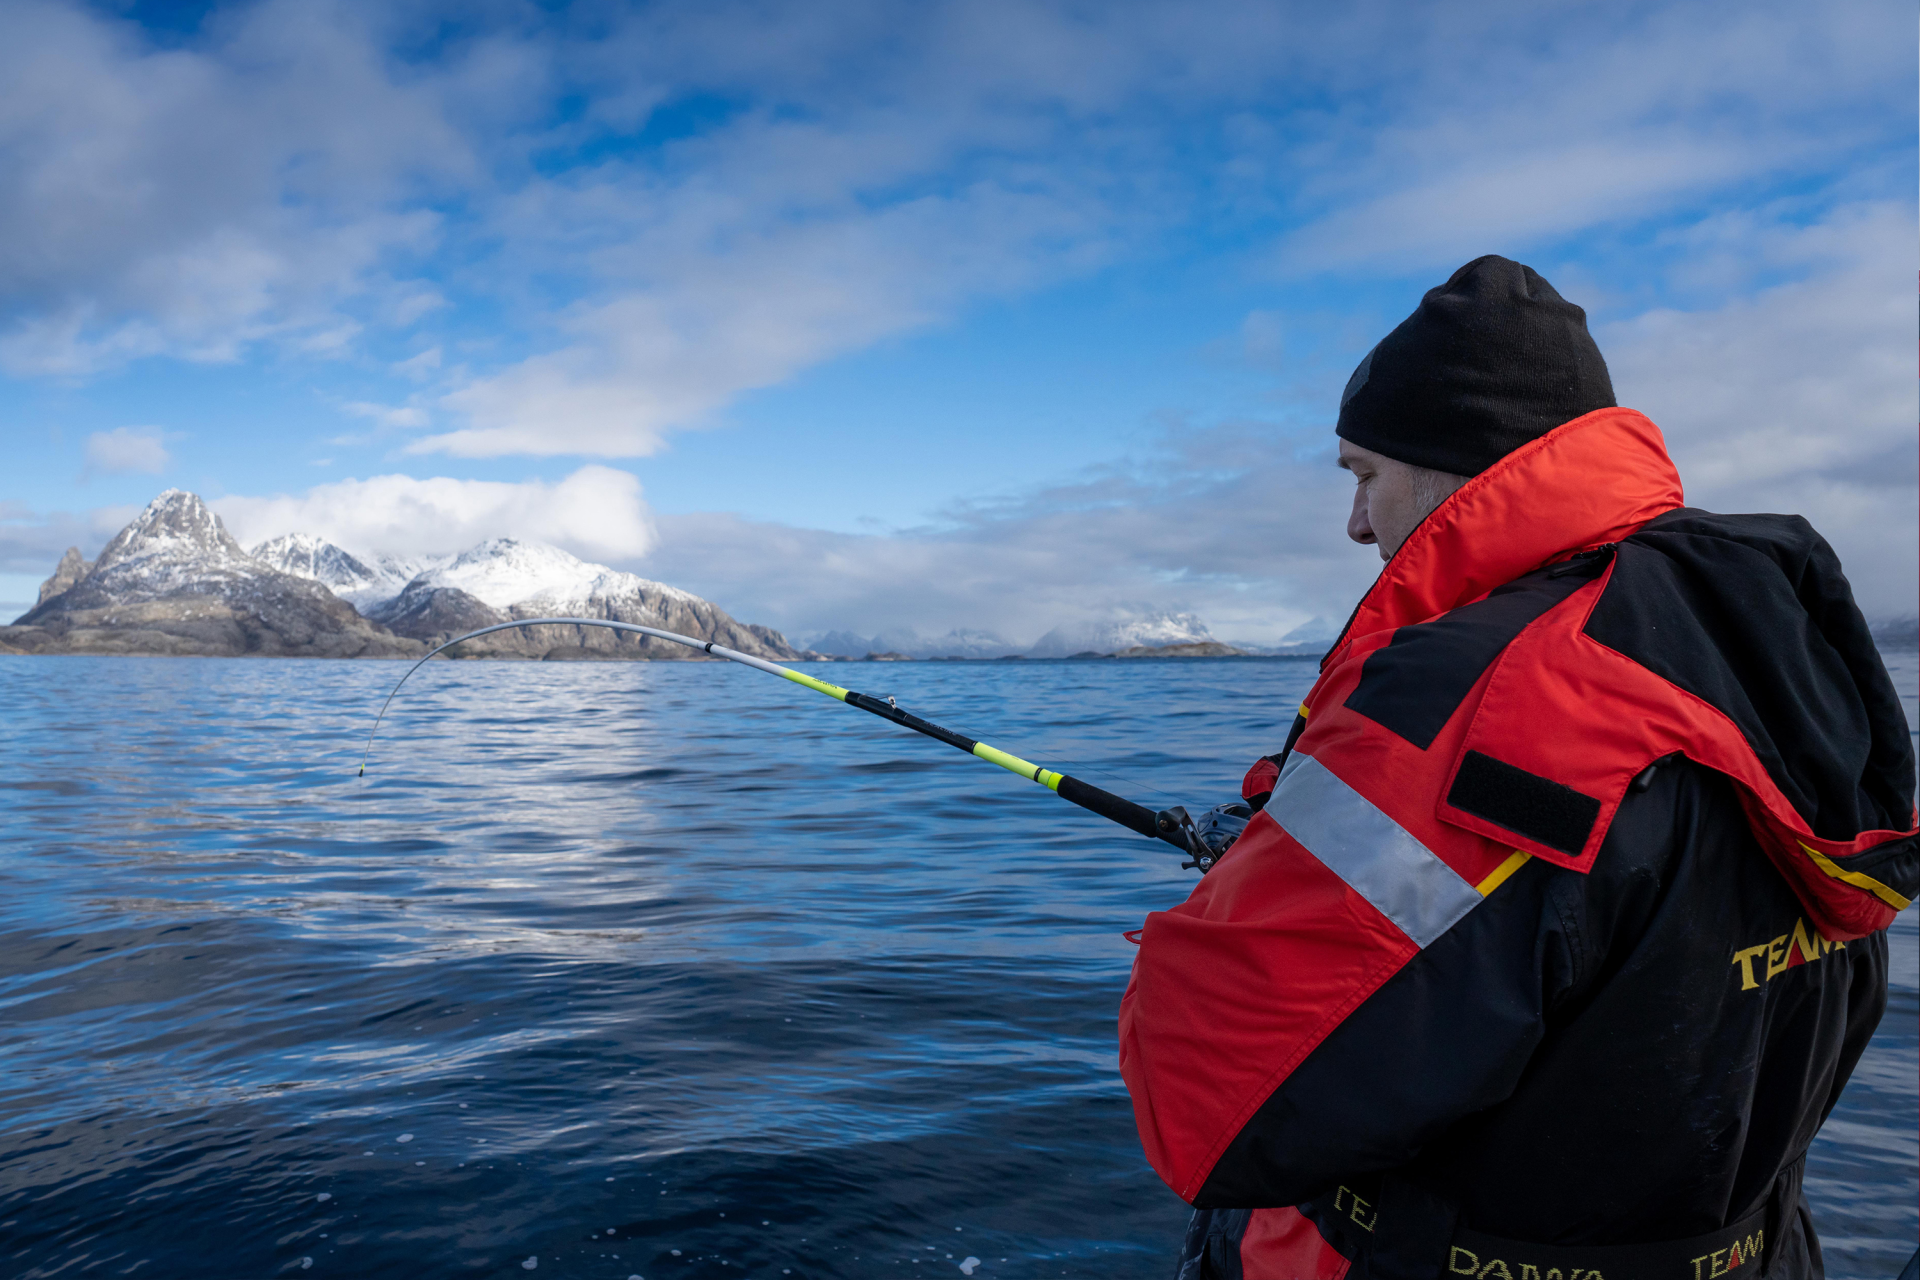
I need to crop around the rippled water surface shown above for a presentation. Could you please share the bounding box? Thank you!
[0,653,1912,1279]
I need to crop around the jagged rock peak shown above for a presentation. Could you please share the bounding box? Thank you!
[37,547,94,607]
[94,489,253,573]
[4,490,420,658]
[251,532,376,582]
[250,533,429,610]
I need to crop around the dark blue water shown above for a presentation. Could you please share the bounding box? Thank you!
[0,654,1911,1280]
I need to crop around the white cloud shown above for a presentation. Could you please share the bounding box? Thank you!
[0,500,137,577]
[1602,200,1917,615]
[1278,139,1763,275]
[636,422,1370,647]
[0,0,465,376]
[425,177,1103,456]
[635,191,1918,640]
[211,464,655,562]
[1257,2,1909,279]
[343,400,429,429]
[82,426,171,476]
[0,0,1907,466]
[406,0,1916,458]
[391,346,441,380]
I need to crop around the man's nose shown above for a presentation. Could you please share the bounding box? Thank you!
[1347,487,1376,545]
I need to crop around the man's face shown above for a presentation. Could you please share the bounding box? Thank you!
[1337,439,1455,562]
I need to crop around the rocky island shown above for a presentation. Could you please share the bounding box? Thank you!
[0,490,803,661]
[0,489,1359,663]
[3,491,415,658]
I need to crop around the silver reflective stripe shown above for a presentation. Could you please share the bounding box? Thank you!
[1268,753,1482,948]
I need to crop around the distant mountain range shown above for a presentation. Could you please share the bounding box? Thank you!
[801,611,1349,660]
[2,489,413,658]
[0,489,801,661]
[0,487,1360,663]
[807,613,1235,660]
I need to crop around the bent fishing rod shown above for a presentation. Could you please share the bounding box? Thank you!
[359,617,1232,869]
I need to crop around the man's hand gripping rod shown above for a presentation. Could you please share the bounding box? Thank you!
[359,617,1225,867]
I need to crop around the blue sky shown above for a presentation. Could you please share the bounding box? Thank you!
[2,0,1914,643]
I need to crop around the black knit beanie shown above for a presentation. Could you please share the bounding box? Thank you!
[1335,255,1615,476]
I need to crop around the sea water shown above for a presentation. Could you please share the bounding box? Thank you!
[0,653,1912,1279]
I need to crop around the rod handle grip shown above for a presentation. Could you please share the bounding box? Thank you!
[1056,774,1163,842]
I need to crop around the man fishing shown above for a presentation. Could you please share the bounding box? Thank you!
[1120,256,1917,1279]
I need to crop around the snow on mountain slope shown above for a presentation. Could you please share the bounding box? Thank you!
[7,494,787,661]
[878,628,1021,659]
[409,538,698,612]
[249,531,698,621]
[81,487,261,595]
[1026,611,1215,658]
[250,533,433,610]
[803,628,1023,659]
[5,491,417,658]
[1277,616,1339,646]
[806,630,882,657]
[366,537,799,660]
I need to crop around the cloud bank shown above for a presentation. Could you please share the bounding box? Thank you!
[637,427,1366,648]
[1601,200,1916,615]
[212,465,655,563]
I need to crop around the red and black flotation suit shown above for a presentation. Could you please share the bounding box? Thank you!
[1119,407,1916,1278]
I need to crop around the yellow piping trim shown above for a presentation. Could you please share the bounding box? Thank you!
[1475,850,1532,897]
[1297,702,1310,719]
[1800,842,1911,911]
[777,668,851,701]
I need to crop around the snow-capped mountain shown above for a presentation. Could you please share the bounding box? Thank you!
[2,493,794,662]
[807,627,1020,659]
[809,618,1222,660]
[807,630,885,658]
[364,537,801,660]
[1277,616,1339,647]
[1026,611,1216,659]
[886,628,1021,659]
[407,538,697,614]
[80,486,262,595]
[5,489,1245,667]
[5,491,416,658]
[250,533,434,610]
[1216,615,1342,656]
[224,525,801,660]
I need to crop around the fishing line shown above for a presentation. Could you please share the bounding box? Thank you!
[359,617,1217,863]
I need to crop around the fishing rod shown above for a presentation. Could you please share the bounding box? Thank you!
[359,617,1234,869]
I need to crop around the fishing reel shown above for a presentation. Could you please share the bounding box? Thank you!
[1155,800,1254,873]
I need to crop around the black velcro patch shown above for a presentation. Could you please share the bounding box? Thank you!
[1447,750,1602,855]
